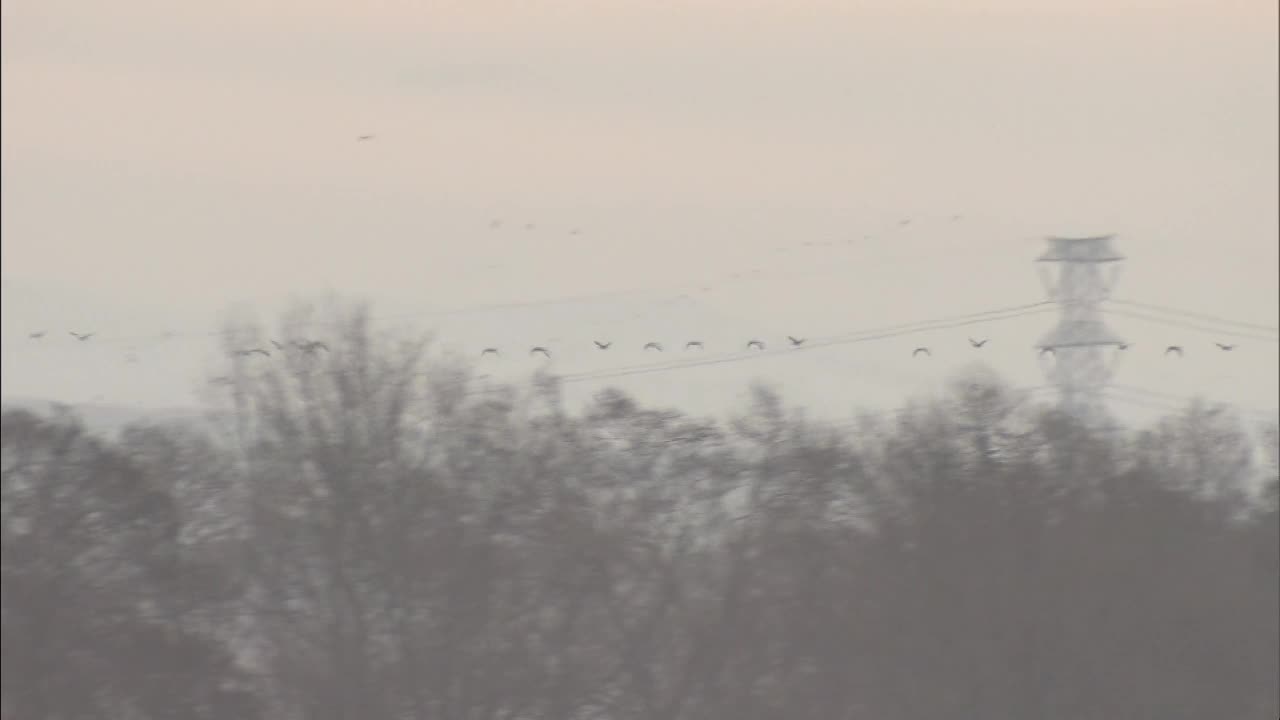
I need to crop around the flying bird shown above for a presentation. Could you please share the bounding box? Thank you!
[28,331,45,339]
[788,336,806,347]
[593,340,612,350]
[1164,346,1184,357]
[270,340,286,351]
[1039,347,1056,357]
[524,223,536,231]
[746,340,766,351]
[490,220,502,229]
[295,340,329,354]
[480,348,500,357]
[969,338,988,348]
[70,332,94,341]
[570,228,582,236]
[357,134,375,141]
[1117,343,1130,350]
[685,341,704,351]
[643,342,664,352]
[234,348,271,358]
[1214,343,1236,351]
[530,346,551,358]
[912,347,931,357]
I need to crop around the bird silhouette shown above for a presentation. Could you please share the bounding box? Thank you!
[70,332,94,341]
[525,223,536,231]
[235,348,271,358]
[530,346,551,358]
[490,220,502,229]
[270,340,286,351]
[593,341,612,350]
[1039,347,1056,357]
[295,340,329,354]
[28,331,45,339]
[788,336,806,347]
[684,341,705,351]
[912,347,931,357]
[746,340,765,351]
[357,134,375,141]
[1165,346,1184,357]
[1215,343,1236,351]
[480,348,500,357]
[1118,343,1131,350]
[643,342,664,352]
[570,228,582,235]
[969,338,988,348]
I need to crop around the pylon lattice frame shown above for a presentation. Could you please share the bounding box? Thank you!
[1035,235,1127,420]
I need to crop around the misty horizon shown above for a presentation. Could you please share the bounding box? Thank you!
[2,0,1277,717]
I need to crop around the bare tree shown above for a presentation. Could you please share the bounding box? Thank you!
[1,409,260,719]
[6,299,1275,719]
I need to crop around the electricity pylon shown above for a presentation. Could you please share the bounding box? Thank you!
[1034,235,1127,421]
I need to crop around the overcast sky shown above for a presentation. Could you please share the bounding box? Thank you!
[2,0,1277,424]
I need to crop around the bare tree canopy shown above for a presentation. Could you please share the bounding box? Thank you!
[4,301,1277,720]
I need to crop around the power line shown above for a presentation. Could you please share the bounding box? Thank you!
[1106,385,1203,411]
[1111,383,1276,415]
[817,301,1052,343]
[1109,383,1199,403]
[558,305,1056,386]
[9,221,1061,353]
[1102,308,1280,343]
[1100,391,1184,415]
[188,303,1056,394]
[10,243,955,351]
[1108,298,1279,334]
[1101,390,1265,421]
[16,287,1278,416]
[1107,384,1277,420]
[8,287,671,350]
[9,295,1052,357]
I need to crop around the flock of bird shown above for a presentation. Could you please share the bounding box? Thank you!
[361,142,1254,364]
[469,337,1236,360]
[476,336,809,359]
[16,148,1250,371]
[25,332,330,357]
[1160,343,1237,357]
[465,337,1239,361]
[1034,342,1237,358]
[24,330,1244,363]
[230,339,331,357]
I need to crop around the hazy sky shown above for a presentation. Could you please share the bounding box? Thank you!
[2,0,1277,423]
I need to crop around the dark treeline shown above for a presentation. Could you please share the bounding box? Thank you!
[3,302,1278,719]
